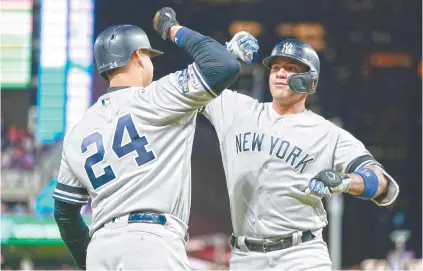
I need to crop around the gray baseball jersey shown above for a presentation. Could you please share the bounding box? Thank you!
[200,90,381,238]
[53,63,217,236]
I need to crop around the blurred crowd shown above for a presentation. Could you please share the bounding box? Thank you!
[1,199,93,217]
[1,201,29,215]
[1,124,40,170]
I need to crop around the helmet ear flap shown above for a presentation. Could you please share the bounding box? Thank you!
[287,71,318,95]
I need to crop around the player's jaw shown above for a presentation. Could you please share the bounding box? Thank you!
[270,88,302,108]
[269,75,307,110]
[269,76,296,101]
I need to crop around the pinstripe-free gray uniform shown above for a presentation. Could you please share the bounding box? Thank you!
[201,90,384,270]
[53,63,216,270]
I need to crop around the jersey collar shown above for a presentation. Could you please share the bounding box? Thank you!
[268,103,309,120]
[107,86,130,93]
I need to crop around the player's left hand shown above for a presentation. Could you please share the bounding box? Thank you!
[305,169,351,198]
[225,31,259,64]
[153,7,180,40]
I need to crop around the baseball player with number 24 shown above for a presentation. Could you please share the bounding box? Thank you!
[202,34,400,270]
[52,7,260,271]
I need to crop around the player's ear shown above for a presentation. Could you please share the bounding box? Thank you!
[133,49,150,69]
[132,49,143,68]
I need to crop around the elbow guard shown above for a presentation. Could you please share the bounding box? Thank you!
[371,166,400,206]
[353,167,400,206]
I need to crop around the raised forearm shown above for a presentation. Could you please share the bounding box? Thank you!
[168,25,183,41]
[153,8,240,94]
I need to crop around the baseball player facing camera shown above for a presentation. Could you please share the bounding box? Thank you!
[52,7,258,270]
[200,37,400,270]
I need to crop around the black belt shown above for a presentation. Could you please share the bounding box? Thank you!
[230,230,315,253]
[98,211,167,230]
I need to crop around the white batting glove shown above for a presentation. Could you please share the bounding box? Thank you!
[225,31,259,64]
[305,169,351,198]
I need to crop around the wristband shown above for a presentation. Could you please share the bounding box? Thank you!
[354,167,379,200]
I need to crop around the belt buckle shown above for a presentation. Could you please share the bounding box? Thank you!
[262,237,290,252]
[262,240,273,252]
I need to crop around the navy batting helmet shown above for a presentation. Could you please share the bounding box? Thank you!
[263,39,320,94]
[94,24,163,80]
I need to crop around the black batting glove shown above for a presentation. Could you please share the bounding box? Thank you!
[306,169,351,198]
[153,7,180,40]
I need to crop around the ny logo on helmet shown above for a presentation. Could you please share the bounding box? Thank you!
[281,43,293,53]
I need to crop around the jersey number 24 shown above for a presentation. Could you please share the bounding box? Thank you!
[81,113,155,189]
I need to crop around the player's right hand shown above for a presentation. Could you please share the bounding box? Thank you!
[153,7,180,40]
[305,169,351,198]
[225,31,259,64]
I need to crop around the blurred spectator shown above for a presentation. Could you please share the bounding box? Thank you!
[1,201,29,215]
[1,202,9,213]
[1,124,53,170]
